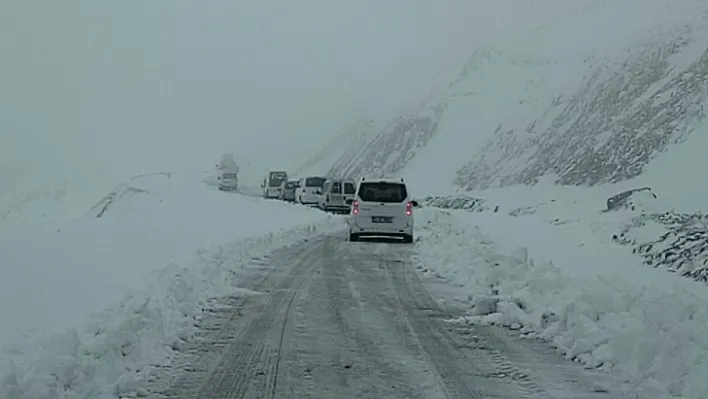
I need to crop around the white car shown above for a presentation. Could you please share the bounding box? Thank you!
[318,178,356,214]
[347,177,418,243]
[295,176,326,205]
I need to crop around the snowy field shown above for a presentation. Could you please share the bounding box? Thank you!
[0,171,343,399]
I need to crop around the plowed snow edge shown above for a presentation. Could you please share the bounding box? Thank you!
[0,217,345,399]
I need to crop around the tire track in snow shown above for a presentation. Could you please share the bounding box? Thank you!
[195,242,322,399]
[384,253,546,398]
[146,240,323,399]
[148,233,632,399]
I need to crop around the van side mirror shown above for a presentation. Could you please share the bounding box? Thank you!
[411,200,419,207]
[345,199,353,205]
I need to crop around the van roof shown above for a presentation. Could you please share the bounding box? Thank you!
[358,177,406,184]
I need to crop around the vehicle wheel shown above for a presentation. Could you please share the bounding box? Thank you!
[349,232,359,242]
[402,234,414,244]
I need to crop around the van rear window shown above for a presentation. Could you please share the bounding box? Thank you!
[305,177,326,187]
[269,178,285,187]
[357,182,407,203]
[344,182,355,194]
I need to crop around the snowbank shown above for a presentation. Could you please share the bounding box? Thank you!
[0,171,344,399]
[415,208,708,398]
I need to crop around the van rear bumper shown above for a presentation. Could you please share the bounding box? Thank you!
[324,205,351,214]
[350,219,413,236]
[265,188,281,198]
[350,228,414,237]
[353,231,409,238]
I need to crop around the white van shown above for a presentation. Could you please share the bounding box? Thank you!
[347,177,418,243]
[317,178,356,214]
[218,171,239,191]
[295,176,326,205]
[279,179,299,202]
[262,171,288,198]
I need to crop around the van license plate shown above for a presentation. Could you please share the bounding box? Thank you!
[372,216,393,223]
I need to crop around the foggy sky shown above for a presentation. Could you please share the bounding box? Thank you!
[1,0,568,196]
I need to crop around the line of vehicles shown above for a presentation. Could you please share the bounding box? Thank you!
[260,171,356,214]
[261,171,419,243]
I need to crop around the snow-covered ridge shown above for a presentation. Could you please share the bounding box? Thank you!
[456,37,708,189]
[88,172,177,218]
[327,103,445,179]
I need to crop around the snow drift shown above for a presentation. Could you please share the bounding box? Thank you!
[416,208,708,398]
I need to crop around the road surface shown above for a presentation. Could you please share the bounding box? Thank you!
[146,233,634,398]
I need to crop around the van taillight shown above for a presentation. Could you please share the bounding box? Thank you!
[352,200,359,214]
[405,202,412,216]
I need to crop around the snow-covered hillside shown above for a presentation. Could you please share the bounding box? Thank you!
[324,0,708,194]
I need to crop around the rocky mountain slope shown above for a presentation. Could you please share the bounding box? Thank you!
[317,0,708,194]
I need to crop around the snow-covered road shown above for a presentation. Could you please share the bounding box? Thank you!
[4,172,705,398]
[146,233,631,399]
